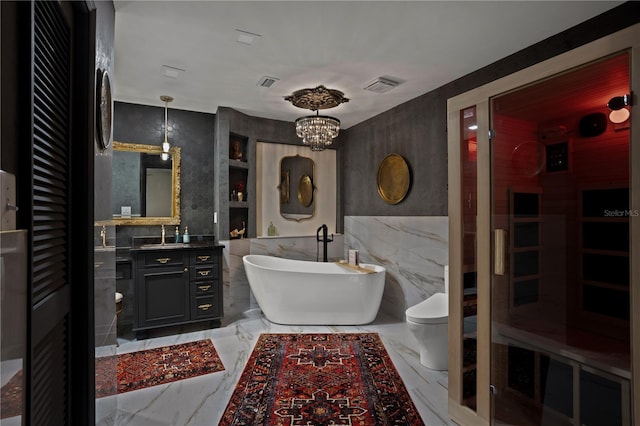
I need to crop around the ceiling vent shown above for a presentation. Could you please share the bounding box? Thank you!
[363,76,403,93]
[236,29,261,45]
[162,64,185,79]
[257,76,279,88]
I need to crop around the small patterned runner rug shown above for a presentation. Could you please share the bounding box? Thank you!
[1,369,23,419]
[220,333,424,425]
[95,339,224,398]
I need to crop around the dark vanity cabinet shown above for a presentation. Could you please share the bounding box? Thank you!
[132,245,223,338]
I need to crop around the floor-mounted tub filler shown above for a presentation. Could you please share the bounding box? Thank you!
[242,254,386,325]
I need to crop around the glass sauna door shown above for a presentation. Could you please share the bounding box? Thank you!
[490,53,632,426]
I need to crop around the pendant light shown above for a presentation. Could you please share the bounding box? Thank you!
[160,95,173,161]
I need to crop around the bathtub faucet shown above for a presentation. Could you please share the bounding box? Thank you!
[316,224,333,262]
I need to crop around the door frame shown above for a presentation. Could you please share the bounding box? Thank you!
[447,23,640,425]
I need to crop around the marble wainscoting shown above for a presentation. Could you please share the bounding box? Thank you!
[219,239,255,324]
[249,234,344,261]
[344,216,448,320]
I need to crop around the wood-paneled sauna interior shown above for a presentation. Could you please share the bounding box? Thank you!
[486,52,631,425]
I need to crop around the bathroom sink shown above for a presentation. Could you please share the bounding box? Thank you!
[138,243,186,250]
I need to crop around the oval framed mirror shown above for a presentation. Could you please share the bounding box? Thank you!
[298,175,314,207]
[278,155,315,221]
[96,70,112,150]
[112,141,181,225]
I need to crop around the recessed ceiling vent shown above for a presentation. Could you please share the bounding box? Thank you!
[363,76,403,93]
[257,76,279,88]
[162,64,186,79]
[236,29,261,45]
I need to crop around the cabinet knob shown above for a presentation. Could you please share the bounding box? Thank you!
[198,303,213,311]
[198,270,211,277]
[156,257,171,264]
[198,285,211,292]
[184,267,188,272]
[197,255,211,262]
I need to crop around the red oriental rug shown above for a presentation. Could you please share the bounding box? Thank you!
[1,369,23,419]
[220,333,424,425]
[95,339,224,398]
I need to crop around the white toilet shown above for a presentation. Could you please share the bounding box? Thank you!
[405,266,449,370]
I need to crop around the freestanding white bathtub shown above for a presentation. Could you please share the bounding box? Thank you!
[242,254,386,325]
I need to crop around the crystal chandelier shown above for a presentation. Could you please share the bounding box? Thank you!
[295,113,340,151]
[285,86,349,151]
[160,95,173,161]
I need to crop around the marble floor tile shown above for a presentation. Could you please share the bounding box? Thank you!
[96,310,454,426]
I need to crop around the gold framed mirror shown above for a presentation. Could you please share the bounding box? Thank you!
[112,141,181,225]
[278,155,315,221]
[298,175,313,207]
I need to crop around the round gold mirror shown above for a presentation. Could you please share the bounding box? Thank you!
[377,153,410,204]
[297,175,314,207]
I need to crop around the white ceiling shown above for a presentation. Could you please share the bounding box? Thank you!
[113,1,622,129]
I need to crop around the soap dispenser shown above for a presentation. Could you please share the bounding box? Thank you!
[174,226,181,243]
[268,221,277,236]
[183,226,190,244]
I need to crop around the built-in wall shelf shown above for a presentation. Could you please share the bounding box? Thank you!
[214,109,259,241]
[229,159,249,169]
[226,132,251,239]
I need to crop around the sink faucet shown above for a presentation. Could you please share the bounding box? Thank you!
[100,225,107,248]
[161,224,166,246]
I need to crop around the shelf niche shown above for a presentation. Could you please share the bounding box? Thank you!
[228,133,249,239]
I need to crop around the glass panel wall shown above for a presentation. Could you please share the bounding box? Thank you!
[490,52,631,425]
[461,107,479,410]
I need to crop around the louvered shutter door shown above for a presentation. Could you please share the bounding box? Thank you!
[30,1,72,423]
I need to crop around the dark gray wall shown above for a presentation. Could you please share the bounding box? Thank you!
[113,102,215,245]
[340,91,447,217]
[93,0,115,223]
[340,1,640,222]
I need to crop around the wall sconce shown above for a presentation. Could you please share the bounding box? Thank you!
[607,94,630,124]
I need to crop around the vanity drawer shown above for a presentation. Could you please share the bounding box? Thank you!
[140,252,186,267]
[192,281,216,295]
[191,251,216,265]
[191,265,215,281]
[191,294,219,319]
